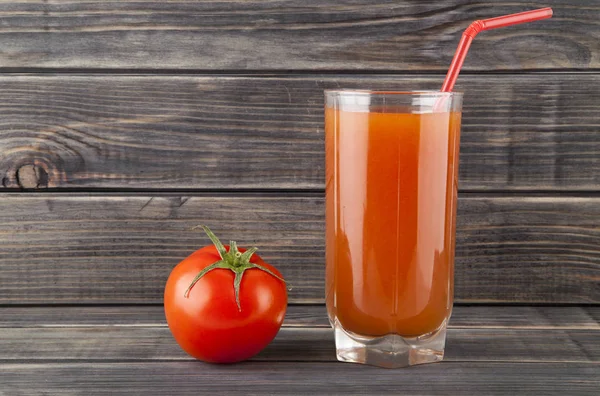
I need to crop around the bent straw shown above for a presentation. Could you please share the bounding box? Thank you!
[441,7,553,92]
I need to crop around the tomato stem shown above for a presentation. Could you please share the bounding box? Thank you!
[185,225,286,311]
[194,225,228,259]
[183,260,228,298]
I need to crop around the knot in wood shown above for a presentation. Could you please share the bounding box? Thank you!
[16,164,49,189]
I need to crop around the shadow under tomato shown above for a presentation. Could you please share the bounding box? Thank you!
[254,327,335,362]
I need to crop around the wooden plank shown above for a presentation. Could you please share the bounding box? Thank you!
[458,196,600,304]
[0,74,599,191]
[1,306,599,330]
[0,305,330,329]
[0,194,599,304]
[0,1,592,71]
[0,362,597,395]
[0,194,325,303]
[448,306,600,330]
[0,325,598,363]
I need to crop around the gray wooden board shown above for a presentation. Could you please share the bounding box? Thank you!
[0,362,597,395]
[0,194,599,304]
[1,306,599,330]
[0,74,598,191]
[0,1,593,71]
[0,326,598,363]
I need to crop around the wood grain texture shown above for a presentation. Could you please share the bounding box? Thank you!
[0,305,330,329]
[0,326,598,363]
[0,1,592,71]
[0,74,598,191]
[0,362,597,395]
[0,194,599,304]
[2,306,599,329]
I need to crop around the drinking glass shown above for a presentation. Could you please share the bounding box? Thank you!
[325,90,463,368]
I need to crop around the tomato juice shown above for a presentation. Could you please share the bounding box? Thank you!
[325,101,461,338]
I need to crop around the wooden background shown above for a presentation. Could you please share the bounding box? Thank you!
[0,0,598,305]
[0,1,599,393]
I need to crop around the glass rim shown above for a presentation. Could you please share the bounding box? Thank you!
[324,89,463,97]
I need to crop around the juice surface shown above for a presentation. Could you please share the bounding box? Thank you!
[325,107,461,337]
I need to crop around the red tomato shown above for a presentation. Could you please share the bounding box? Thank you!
[164,226,287,363]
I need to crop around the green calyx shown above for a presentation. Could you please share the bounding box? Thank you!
[184,225,286,311]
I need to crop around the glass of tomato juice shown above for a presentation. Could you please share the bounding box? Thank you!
[325,90,463,368]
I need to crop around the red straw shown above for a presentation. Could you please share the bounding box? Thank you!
[441,7,553,92]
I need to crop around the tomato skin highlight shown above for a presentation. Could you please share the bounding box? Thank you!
[164,245,287,363]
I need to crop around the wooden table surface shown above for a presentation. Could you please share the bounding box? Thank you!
[1,305,598,395]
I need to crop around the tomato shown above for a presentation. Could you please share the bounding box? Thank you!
[164,226,288,363]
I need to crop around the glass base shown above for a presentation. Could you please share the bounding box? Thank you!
[333,319,447,368]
